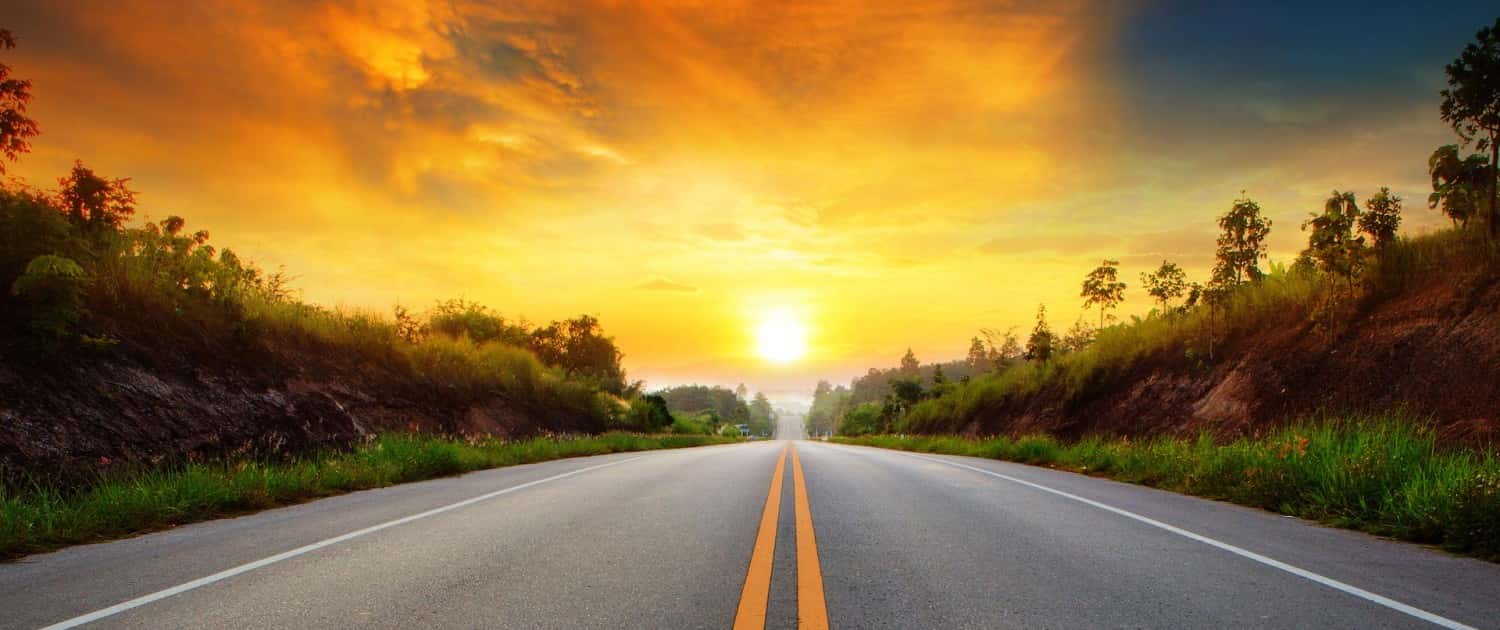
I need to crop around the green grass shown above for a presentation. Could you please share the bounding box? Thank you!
[836,416,1500,560]
[0,432,736,560]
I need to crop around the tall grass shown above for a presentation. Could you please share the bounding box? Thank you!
[838,416,1500,559]
[0,432,736,560]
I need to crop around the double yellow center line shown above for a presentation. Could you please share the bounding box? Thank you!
[733,443,828,629]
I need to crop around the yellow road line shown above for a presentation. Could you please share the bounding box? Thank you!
[734,444,788,630]
[791,445,830,630]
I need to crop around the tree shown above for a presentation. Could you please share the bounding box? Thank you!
[966,336,990,372]
[1140,260,1188,312]
[1428,144,1491,227]
[1301,190,1366,292]
[528,315,628,394]
[1359,187,1403,249]
[624,394,673,432]
[57,161,136,234]
[1025,304,1053,363]
[982,327,1022,364]
[1080,259,1126,328]
[1214,195,1273,285]
[0,29,39,173]
[899,348,920,375]
[748,392,775,436]
[1440,17,1500,239]
[1059,317,1094,354]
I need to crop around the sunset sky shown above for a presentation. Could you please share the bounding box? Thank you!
[4,1,1496,395]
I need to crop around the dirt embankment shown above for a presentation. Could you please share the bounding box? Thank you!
[969,272,1500,444]
[0,333,603,485]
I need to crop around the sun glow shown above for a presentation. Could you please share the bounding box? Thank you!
[756,314,807,364]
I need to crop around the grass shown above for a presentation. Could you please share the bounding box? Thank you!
[835,415,1500,560]
[0,432,736,560]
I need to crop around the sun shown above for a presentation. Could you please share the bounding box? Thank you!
[756,314,807,364]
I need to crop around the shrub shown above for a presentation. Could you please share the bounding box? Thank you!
[10,254,89,353]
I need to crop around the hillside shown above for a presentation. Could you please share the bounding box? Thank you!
[960,237,1498,443]
[825,230,1500,445]
[0,185,630,485]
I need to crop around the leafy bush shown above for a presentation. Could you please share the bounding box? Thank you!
[620,394,673,432]
[9,254,89,353]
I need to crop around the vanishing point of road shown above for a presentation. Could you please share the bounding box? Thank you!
[4,415,1498,629]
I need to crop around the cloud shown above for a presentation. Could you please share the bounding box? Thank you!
[634,278,700,294]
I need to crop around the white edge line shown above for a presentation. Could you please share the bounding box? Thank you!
[40,455,644,630]
[826,443,1475,630]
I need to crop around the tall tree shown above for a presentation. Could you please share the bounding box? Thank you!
[0,29,39,173]
[1214,195,1273,285]
[899,348,920,375]
[1140,260,1188,312]
[1025,304,1053,363]
[965,336,990,372]
[1359,187,1403,249]
[1440,17,1500,239]
[56,161,136,234]
[1301,190,1366,293]
[1428,144,1491,227]
[1080,259,1126,328]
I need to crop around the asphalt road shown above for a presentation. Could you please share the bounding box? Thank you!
[4,415,1499,629]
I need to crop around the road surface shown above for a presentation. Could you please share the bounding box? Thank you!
[4,415,1498,629]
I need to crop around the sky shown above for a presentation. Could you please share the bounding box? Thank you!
[3,1,1496,396]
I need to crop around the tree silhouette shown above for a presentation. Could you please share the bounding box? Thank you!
[1359,187,1403,249]
[0,29,39,174]
[1140,260,1188,312]
[1214,194,1272,285]
[1440,17,1500,240]
[57,161,136,234]
[1080,259,1126,327]
[1025,304,1053,363]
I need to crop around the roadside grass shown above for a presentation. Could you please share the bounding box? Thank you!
[0,432,736,560]
[835,416,1500,560]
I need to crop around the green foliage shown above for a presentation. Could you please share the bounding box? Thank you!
[747,391,775,436]
[1080,259,1126,327]
[837,415,1500,560]
[1359,187,1403,249]
[1427,144,1491,228]
[807,380,851,436]
[622,394,673,432]
[10,254,88,352]
[837,402,884,436]
[899,347,919,374]
[669,412,715,435]
[1440,16,1500,239]
[1301,190,1367,292]
[424,299,529,346]
[1025,304,1053,362]
[1214,194,1273,285]
[0,432,735,559]
[654,384,750,425]
[1140,259,1188,312]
